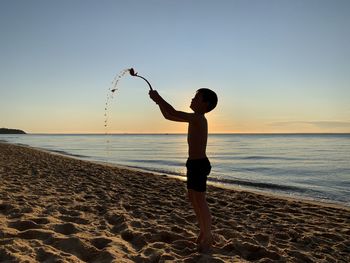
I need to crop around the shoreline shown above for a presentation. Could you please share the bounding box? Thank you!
[1,142,350,262]
[3,141,350,210]
[102,162,350,211]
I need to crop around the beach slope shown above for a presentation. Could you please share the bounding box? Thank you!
[0,142,349,262]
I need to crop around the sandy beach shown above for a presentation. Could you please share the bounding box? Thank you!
[0,142,349,262]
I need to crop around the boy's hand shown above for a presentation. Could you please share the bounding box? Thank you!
[149,90,161,104]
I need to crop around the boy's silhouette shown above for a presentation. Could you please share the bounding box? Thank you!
[149,88,218,252]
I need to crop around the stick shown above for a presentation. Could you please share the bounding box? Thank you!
[129,68,153,91]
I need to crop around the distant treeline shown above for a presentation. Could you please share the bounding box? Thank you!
[0,128,26,134]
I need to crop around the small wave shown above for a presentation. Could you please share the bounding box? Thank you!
[48,149,87,158]
[240,155,301,161]
[125,159,183,167]
[207,177,306,193]
[121,164,183,176]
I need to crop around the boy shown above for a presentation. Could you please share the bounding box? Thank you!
[149,88,218,252]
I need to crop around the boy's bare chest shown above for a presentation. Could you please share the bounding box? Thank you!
[187,121,208,145]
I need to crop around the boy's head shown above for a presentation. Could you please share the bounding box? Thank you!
[190,88,218,114]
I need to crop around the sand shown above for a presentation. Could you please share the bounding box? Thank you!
[0,142,349,262]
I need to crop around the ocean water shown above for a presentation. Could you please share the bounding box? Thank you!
[1,134,349,206]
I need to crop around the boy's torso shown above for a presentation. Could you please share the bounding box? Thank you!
[187,114,208,160]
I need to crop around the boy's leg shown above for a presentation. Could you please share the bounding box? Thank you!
[193,191,213,249]
[188,189,204,243]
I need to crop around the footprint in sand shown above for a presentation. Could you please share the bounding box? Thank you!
[18,229,55,241]
[232,241,280,261]
[255,233,270,246]
[172,239,197,255]
[59,215,89,225]
[53,222,80,235]
[90,237,113,249]
[105,212,127,225]
[46,237,115,262]
[50,237,99,262]
[0,203,15,215]
[36,248,63,262]
[140,247,163,262]
[58,207,82,217]
[29,217,50,225]
[8,220,41,231]
[152,230,184,244]
[19,206,34,214]
[120,228,147,251]
[105,212,130,234]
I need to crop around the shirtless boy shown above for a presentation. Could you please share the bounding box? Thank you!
[149,88,218,252]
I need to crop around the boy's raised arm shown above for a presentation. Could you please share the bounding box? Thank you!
[149,90,195,122]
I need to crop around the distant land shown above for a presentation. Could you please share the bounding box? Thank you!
[0,128,26,134]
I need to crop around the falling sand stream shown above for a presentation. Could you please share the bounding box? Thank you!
[104,67,153,143]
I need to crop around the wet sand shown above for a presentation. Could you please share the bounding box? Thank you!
[1,142,349,262]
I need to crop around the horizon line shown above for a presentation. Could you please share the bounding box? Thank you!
[22,132,350,135]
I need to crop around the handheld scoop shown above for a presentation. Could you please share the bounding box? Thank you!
[129,68,153,91]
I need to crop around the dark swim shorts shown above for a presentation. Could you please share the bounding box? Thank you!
[186,158,211,192]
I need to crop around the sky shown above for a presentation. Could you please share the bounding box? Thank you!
[0,0,349,134]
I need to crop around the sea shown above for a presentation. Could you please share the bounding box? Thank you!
[1,133,349,207]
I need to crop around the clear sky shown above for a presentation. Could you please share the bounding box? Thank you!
[1,0,349,133]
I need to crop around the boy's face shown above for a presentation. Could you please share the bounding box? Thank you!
[190,92,207,113]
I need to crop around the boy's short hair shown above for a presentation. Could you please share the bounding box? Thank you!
[197,88,218,113]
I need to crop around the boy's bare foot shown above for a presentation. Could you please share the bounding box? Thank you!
[198,235,214,254]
